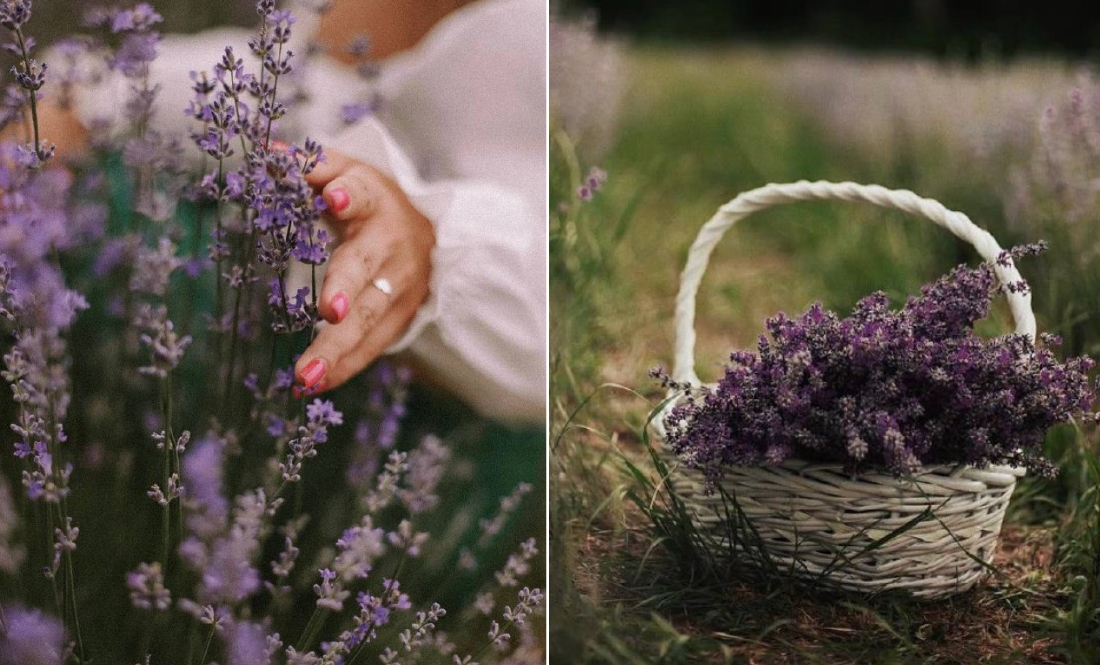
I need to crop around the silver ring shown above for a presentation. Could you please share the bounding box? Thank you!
[371,277,394,297]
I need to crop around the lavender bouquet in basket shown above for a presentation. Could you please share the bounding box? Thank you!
[656,243,1096,490]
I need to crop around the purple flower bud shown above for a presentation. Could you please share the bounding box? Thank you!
[0,0,31,30]
[0,606,66,665]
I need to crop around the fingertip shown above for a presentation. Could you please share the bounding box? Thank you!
[328,291,350,324]
[297,356,327,389]
[328,187,350,213]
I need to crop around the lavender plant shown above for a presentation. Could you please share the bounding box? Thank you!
[0,1,543,663]
[338,33,382,127]
[1000,79,1100,359]
[773,48,1076,177]
[657,244,1096,488]
[549,8,625,159]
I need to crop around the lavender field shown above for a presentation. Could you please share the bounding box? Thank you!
[0,2,544,663]
[550,22,1100,664]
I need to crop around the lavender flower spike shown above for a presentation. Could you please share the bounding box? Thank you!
[226,621,272,665]
[0,1,31,31]
[127,561,171,611]
[0,606,67,665]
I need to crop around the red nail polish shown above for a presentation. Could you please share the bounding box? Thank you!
[329,188,350,212]
[300,358,326,388]
[292,385,303,399]
[331,292,349,323]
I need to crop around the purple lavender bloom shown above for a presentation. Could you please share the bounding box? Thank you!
[224,171,246,198]
[181,434,229,542]
[394,436,450,514]
[273,368,295,390]
[307,398,343,430]
[227,621,272,665]
[201,520,262,604]
[197,128,233,160]
[383,580,411,611]
[109,3,163,33]
[576,166,607,201]
[266,280,317,333]
[313,567,349,611]
[131,237,183,297]
[127,561,170,611]
[287,285,312,320]
[0,83,26,134]
[372,605,390,626]
[341,101,374,125]
[347,363,411,486]
[265,414,286,438]
[135,307,192,379]
[292,231,327,265]
[280,399,343,482]
[184,256,209,279]
[110,32,159,77]
[0,606,66,665]
[0,475,24,574]
[256,0,276,17]
[0,1,31,31]
[6,330,78,504]
[659,245,1095,485]
[339,584,409,652]
[333,518,384,581]
[10,58,45,92]
[0,144,98,331]
[24,479,43,500]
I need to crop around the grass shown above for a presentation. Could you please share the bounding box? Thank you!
[550,44,1100,664]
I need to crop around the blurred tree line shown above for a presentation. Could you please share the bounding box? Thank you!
[565,0,1100,58]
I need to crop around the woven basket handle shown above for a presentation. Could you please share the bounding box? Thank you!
[672,180,1037,386]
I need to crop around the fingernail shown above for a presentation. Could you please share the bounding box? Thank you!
[292,385,303,399]
[329,188,350,213]
[299,358,326,388]
[270,140,289,152]
[331,291,349,323]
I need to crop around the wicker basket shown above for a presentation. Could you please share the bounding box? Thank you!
[656,180,1035,599]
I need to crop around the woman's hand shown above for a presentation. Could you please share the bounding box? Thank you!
[294,148,434,394]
